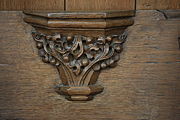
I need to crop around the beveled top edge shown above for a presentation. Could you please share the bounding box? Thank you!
[23,10,135,19]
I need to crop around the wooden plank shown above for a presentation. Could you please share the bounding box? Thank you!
[0,10,180,119]
[0,0,25,10]
[136,0,180,10]
[24,0,64,10]
[0,0,179,11]
[23,10,135,19]
[158,10,180,20]
[66,0,135,11]
[23,11,134,29]
[0,0,64,11]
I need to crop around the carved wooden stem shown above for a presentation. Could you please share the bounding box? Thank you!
[24,11,134,101]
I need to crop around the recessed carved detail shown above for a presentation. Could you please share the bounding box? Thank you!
[24,10,134,101]
[33,31,127,75]
[32,31,127,100]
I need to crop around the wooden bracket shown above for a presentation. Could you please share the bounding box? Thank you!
[23,10,135,101]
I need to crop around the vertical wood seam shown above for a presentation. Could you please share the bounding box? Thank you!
[64,0,66,11]
[135,0,137,10]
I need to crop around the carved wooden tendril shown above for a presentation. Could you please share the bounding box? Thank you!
[24,10,134,101]
[33,31,127,84]
[32,31,127,100]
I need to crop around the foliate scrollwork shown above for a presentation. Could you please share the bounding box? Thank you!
[24,10,134,101]
[32,31,127,100]
[32,31,127,85]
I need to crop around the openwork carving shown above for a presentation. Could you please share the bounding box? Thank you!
[32,31,127,100]
[24,10,134,101]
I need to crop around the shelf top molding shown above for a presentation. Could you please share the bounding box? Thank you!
[23,10,135,19]
[24,10,135,29]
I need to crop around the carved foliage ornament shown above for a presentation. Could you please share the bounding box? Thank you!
[32,31,127,100]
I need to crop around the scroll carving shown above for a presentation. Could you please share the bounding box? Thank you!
[32,31,127,100]
[24,10,134,101]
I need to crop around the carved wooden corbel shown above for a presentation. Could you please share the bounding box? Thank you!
[24,11,135,101]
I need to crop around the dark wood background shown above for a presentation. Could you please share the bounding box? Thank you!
[0,0,180,120]
[0,10,179,120]
[0,0,179,10]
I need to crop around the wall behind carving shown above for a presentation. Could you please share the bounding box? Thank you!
[0,10,179,120]
[0,0,179,11]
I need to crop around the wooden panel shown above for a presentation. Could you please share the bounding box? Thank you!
[23,10,135,19]
[0,0,179,11]
[0,10,180,119]
[24,0,64,10]
[66,0,135,11]
[0,0,25,10]
[23,11,134,29]
[137,0,180,10]
[0,0,64,10]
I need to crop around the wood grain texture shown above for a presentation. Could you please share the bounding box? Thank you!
[159,10,180,20]
[0,0,25,10]
[23,10,135,19]
[24,0,64,11]
[137,0,180,10]
[0,10,180,119]
[23,10,134,101]
[0,0,179,11]
[66,0,135,11]
[24,17,134,29]
[0,0,64,10]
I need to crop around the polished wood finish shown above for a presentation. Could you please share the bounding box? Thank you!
[66,0,135,11]
[24,11,134,101]
[137,0,180,10]
[0,10,179,119]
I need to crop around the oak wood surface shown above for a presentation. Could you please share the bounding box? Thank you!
[23,10,134,39]
[24,16,134,29]
[0,0,25,10]
[23,10,135,29]
[0,0,179,11]
[136,0,180,10]
[23,10,135,19]
[0,0,64,11]
[0,10,180,120]
[0,0,134,11]
[66,0,135,11]
[23,11,134,101]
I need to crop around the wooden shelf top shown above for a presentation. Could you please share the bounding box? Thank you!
[23,10,135,19]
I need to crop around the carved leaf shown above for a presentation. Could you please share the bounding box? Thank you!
[32,31,127,77]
